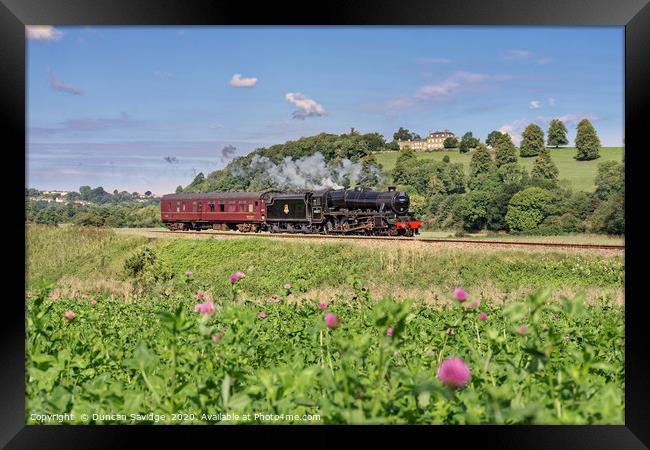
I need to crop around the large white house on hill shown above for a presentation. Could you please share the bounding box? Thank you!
[397,129,456,151]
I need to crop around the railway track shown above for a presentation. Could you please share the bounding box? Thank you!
[144,229,624,251]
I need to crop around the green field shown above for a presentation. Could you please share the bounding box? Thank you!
[25,225,625,424]
[374,147,624,192]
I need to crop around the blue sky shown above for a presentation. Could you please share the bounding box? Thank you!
[27,26,624,194]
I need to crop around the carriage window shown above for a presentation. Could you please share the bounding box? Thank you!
[254,201,259,210]
[168,202,172,211]
[248,203,254,212]
[176,202,181,212]
[313,198,321,206]
[219,202,224,212]
[192,201,197,212]
[209,202,215,212]
[182,203,186,211]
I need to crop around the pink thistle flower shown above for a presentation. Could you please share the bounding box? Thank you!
[324,313,339,329]
[283,283,291,290]
[185,271,193,277]
[64,310,76,320]
[257,311,266,319]
[479,313,488,321]
[453,288,468,302]
[196,290,205,300]
[229,272,246,284]
[437,357,471,388]
[194,300,216,315]
[318,303,328,310]
[467,300,480,309]
[212,333,222,342]
[517,324,528,335]
[386,327,394,337]
[90,299,97,305]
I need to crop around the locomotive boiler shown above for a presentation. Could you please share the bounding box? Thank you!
[161,187,422,236]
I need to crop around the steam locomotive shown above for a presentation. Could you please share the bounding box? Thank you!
[160,187,422,236]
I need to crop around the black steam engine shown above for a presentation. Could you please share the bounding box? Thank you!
[162,187,422,236]
[263,187,422,236]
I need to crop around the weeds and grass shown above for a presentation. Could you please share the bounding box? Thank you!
[25,225,625,424]
[26,280,624,424]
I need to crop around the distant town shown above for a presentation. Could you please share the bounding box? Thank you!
[26,188,160,206]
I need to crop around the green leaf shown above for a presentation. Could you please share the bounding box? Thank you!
[222,374,231,408]
[123,341,157,372]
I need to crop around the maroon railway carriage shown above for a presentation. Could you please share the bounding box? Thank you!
[160,192,265,231]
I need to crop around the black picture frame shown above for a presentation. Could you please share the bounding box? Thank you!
[5,0,648,447]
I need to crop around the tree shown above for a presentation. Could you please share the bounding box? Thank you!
[494,133,518,168]
[547,119,568,148]
[385,141,400,151]
[458,190,492,231]
[425,162,465,196]
[459,132,479,154]
[486,130,504,148]
[88,187,111,204]
[519,124,545,157]
[469,144,495,178]
[443,137,459,149]
[496,162,529,186]
[175,185,184,193]
[588,192,624,235]
[505,187,552,232]
[392,147,417,184]
[79,186,91,201]
[393,127,420,142]
[594,161,624,200]
[357,155,382,187]
[144,191,152,197]
[531,147,559,182]
[575,119,601,161]
[74,210,106,227]
[442,155,450,163]
[409,193,427,217]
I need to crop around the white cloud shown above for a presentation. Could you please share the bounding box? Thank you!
[416,71,512,101]
[498,118,529,145]
[51,77,83,96]
[208,123,225,129]
[154,70,174,79]
[530,100,541,109]
[285,92,326,120]
[503,49,532,60]
[548,97,557,106]
[416,80,460,100]
[229,74,257,88]
[537,57,553,65]
[26,26,64,41]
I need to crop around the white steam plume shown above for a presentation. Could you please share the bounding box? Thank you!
[230,152,380,190]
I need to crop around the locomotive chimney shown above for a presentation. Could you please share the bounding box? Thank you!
[388,186,396,192]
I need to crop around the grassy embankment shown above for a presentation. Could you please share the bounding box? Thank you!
[28,225,624,306]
